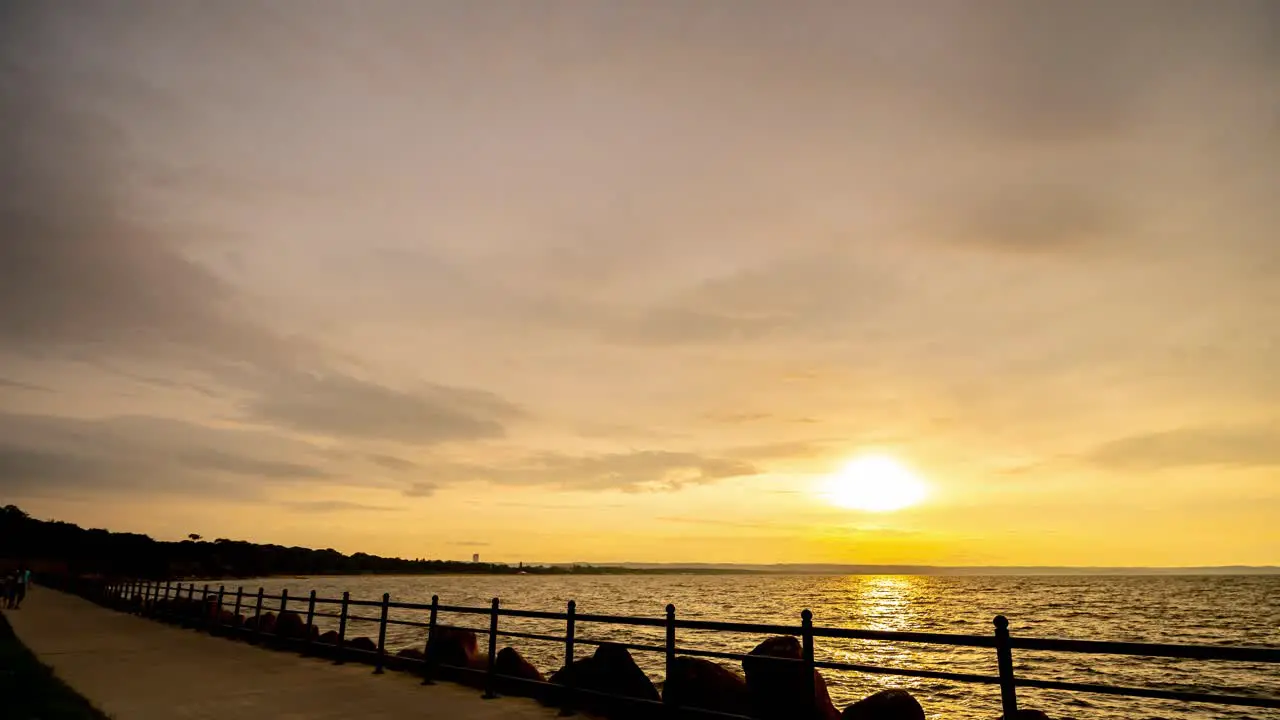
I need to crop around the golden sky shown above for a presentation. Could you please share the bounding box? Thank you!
[1,1,1277,566]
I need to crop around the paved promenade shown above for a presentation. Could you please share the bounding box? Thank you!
[5,586,564,719]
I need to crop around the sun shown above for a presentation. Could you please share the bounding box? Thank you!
[821,455,928,512]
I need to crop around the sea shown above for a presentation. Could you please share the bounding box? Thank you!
[225,574,1279,720]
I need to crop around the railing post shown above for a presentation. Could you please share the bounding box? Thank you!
[277,588,288,642]
[162,580,172,619]
[253,587,265,642]
[421,595,438,685]
[305,590,317,654]
[216,586,226,632]
[335,591,350,664]
[374,592,390,674]
[232,586,244,636]
[994,616,1019,719]
[801,609,816,719]
[665,604,678,713]
[202,584,211,632]
[483,597,499,699]
[560,599,576,716]
[186,583,196,625]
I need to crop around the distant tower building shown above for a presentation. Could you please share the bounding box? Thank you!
[472,553,480,563]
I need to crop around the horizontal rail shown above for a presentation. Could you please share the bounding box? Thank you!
[497,629,570,644]
[1009,637,1280,663]
[1015,678,1280,709]
[814,659,1002,685]
[435,604,491,615]
[384,617,431,629]
[574,637,667,654]
[497,608,570,620]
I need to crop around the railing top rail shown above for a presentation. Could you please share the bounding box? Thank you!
[1008,636,1280,663]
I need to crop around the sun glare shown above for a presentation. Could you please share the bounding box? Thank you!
[822,455,928,512]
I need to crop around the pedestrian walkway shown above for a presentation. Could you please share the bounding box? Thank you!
[4,586,564,719]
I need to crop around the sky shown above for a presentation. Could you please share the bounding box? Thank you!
[1,1,1277,566]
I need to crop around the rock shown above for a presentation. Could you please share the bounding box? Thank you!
[396,647,426,661]
[843,690,925,720]
[742,636,839,720]
[663,656,751,716]
[317,630,340,645]
[426,627,484,670]
[274,610,307,639]
[244,612,277,634]
[347,636,378,653]
[496,647,545,683]
[549,642,660,711]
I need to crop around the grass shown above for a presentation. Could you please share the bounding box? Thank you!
[0,611,112,720]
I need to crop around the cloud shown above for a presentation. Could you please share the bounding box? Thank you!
[609,308,785,346]
[367,453,419,472]
[452,450,760,492]
[179,449,330,479]
[0,13,312,376]
[934,183,1126,255]
[0,412,334,499]
[1088,424,1280,471]
[277,500,402,513]
[447,540,490,547]
[243,373,521,444]
[0,378,50,393]
[404,481,438,497]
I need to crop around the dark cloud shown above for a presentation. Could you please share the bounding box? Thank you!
[244,373,520,444]
[1089,424,1280,471]
[179,449,330,479]
[367,453,419,472]
[0,378,51,393]
[938,184,1126,255]
[0,412,333,498]
[403,482,438,498]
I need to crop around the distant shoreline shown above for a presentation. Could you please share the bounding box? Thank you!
[205,565,1280,581]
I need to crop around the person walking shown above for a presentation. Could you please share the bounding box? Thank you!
[2,570,14,609]
[13,567,29,609]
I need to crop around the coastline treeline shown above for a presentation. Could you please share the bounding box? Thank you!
[0,505,727,580]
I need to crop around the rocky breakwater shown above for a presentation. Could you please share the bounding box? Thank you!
[547,642,660,718]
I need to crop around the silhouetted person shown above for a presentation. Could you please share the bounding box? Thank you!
[2,570,14,609]
[13,567,29,609]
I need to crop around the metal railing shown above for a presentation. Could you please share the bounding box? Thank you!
[95,578,1280,718]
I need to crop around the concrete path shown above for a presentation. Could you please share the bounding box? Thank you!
[4,586,564,719]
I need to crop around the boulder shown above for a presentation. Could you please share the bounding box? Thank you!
[396,647,426,661]
[317,630,340,645]
[274,610,307,639]
[426,627,484,670]
[244,612,277,634]
[347,636,378,653]
[496,647,546,683]
[742,636,839,720]
[663,656,751,717]
[549,642,660,715]
[842,690,925,720]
